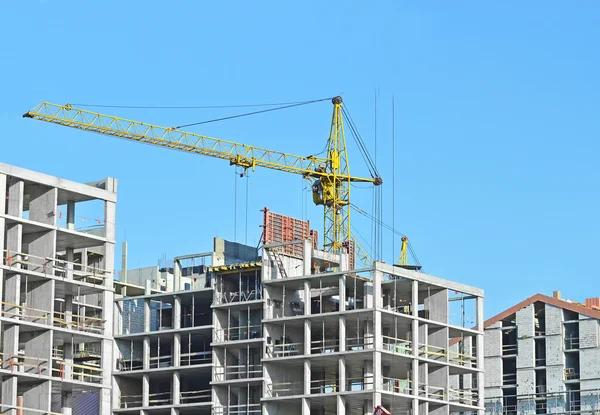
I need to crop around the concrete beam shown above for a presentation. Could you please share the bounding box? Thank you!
[0,163,117,203]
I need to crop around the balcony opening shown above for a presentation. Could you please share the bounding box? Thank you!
[502,358,517,386]
[534,302,546,336]
[535,370,546,395]
[502,326,518,356]
[503,388,517,415]
[534,338,546,366]
[564,321,580,350]
[565,353,580,381]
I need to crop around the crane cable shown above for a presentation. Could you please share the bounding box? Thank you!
[351,204,422,268]
[175,97,334,129]
[68,99,325,110]
[342,105,380,180]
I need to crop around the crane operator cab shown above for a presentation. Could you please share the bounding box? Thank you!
[312,180,324,205]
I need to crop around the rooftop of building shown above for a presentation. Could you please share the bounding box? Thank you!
[485,291,600,328]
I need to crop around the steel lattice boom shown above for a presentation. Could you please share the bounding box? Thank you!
[24,98,382,266]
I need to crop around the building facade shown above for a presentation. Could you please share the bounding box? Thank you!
[483,293,600,415]
[0,163,116,414]
[112,236,485,415]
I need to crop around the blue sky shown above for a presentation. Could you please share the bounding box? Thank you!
[1,1,598,319]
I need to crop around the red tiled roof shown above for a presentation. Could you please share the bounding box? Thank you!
[450,293,600,346]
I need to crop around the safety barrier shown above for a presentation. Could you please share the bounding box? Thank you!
[448,388,478,405]
[419,384,446,400]
[382,335,412,355]
[382,377,412,394]
[53,310,105,334]
[0,404,61,415]
[213,364,262,381]
[180,389,211,404]
[1,302,50,324]
[214,325,262,342]
[213,403,261,414]
[265,341,303,357]
[2,249,111,284]
[0,301,105,334]
[0,352,49,376]
[266,381,304,397]
[346,335,374,350]
[310,339,339,354]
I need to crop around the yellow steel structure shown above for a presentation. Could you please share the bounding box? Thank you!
[399,236,409,266]
[24,97,382,265]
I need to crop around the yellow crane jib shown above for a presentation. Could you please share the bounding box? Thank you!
[23,97,382,263]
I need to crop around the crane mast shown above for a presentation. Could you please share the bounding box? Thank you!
[24,97,381,265]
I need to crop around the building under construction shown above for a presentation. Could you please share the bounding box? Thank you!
[112,208,485,415]
[480,292,600,415]
[0,163,115,414]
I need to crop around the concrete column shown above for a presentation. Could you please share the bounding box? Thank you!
[364,282,373,309]
[339,355,346,392]
[303,359,311,395]
[143,337,150,371]
[339,315,346,352]
[303,240,311,275]
[142,374,150,407]
[338,274,346,312]
[364,360,373,391]
[303,281,311,315]
[172,371,181,405]
[412,280,419,414]
[364,319,374,350]
[476,296,485,415]
[121,241,128,283]
[373,310,382,391]
[65,247,74,280]
[302,397,310,415]
[2,180,23,415]
[337,395,346,415]
[174,334,181,368]
[61,391,73,415]
[66,201,75,230]
[363,398,373,415]
[0,173,6,313]
[304,319,311,355]
[174,295,181,330]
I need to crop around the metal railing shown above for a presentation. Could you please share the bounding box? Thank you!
[345,375,374,391]
[419,384,446,400]
[213,290,262,305]
[346,335,374,351]
[180,351,212,366]
[120,389,211,408]
[2,249,111,284]
[502,344,518,355]
[213,403,261,414]
[565,367,579,380]
[503,373,517,385]
[213,364,262,381]
[382,335,412,355]
[419,344,447,361]
[214,325,262,342]
[448,388,478,405]
[565,337,580,350]
[180,389,211,404]
[266,381,304,397]
[265,342,303,358]
[311,339,339,354]
[382,377,412,394]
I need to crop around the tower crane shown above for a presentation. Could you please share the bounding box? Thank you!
[23,97,382,267]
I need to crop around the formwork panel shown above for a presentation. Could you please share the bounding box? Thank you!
[262,208,310,258]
